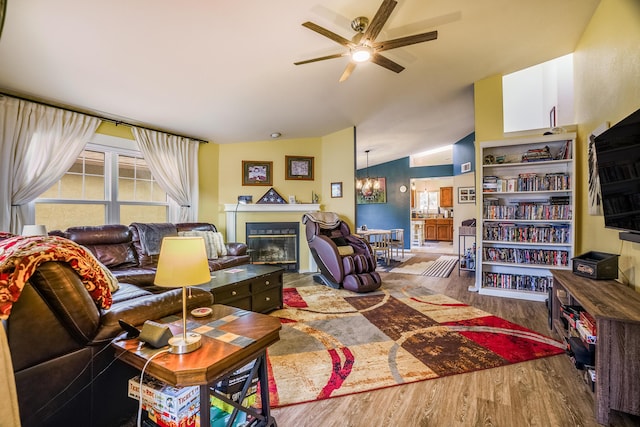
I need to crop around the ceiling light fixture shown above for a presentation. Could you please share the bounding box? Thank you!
[270,132,282,139]
[351,45,372,63]
[356,150,380,198]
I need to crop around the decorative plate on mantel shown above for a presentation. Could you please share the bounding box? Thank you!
[257,187,287,204]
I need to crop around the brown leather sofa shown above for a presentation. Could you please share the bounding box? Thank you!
[5,221,248,427]
[55,222,250,288]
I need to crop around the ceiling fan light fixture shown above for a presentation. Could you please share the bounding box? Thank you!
[351,45,372,63]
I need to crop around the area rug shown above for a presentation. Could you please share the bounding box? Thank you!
[376,252,415,272]
[264,283,564,407]
[389,255,459,277]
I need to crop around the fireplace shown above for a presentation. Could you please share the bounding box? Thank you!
[246,222,299,271]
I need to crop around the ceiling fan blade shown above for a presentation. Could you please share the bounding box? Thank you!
[370,53,404,73]
[363,0,397,43]
[339,62,357,82]
[294,53,348,66]
[302,22,354,48]
[373,30,438,52]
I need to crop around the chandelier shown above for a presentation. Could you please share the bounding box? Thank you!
[356,150,381,197]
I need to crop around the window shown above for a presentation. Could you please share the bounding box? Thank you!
[33,135,169,231]
[418,191,439,214]
[502,53,574,133]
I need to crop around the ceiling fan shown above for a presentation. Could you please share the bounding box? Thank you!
[294,0,438,82]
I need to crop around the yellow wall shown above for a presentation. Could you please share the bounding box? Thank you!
[197,141,220,224]
[96,121,134,139]
[574,0,640,290]
[319,127,356,230]
[474,75,505,142]
[204,128,355,271]
[95,119,355,272]
[474,0,640,291]
[216,137,322,227]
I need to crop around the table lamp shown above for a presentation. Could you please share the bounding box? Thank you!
[22,224,47,236]
[154,236,211,354]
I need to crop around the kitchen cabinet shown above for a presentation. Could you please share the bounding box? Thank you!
[436,218,453,241]
[440,186,453,207]
[425,219,437,240]
[425,218,452,241]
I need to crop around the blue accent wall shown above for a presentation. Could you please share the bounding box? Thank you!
[356,157,410,242]
[355,132,476,250]
[453,133,476,175]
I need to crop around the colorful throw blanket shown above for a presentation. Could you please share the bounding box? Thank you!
[0,235,115,320]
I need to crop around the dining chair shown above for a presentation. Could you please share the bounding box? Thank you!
[369,232,391,265]
[389,228,405,259]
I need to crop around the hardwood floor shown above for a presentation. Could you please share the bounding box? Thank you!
[270,269,640,427]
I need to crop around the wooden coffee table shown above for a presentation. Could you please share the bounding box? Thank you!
[197,264,284,313]
[112,304,281,427]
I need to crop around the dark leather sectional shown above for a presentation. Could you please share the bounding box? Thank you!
[4,222,249,427]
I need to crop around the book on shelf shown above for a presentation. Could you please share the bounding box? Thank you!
[522,146,553,162]
[482,271,553,293]
[484,222,571,244]
[562,140,572,160]
[550,196,571,205]
[482,175,499,192]
[482,246,570,266]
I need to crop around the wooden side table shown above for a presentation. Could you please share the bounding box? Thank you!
[551,270,640,424]
[112,304,281,427]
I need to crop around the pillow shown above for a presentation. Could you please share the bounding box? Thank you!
[212,232,227,257]
[177,230,218,259]
[98,260,120,293]
[337,246,354,256]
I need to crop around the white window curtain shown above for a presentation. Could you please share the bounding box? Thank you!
[0,95,101,233]
[131,127,200,223]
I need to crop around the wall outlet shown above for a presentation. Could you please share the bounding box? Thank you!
[238,195,253,204]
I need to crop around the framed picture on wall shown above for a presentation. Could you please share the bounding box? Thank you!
[458,186,475,203]
[242,160,273,186]
[356,177,386,204]
[331,182,343,198]
[285,156,314,180]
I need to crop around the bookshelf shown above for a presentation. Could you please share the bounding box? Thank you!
[474,133,576,301]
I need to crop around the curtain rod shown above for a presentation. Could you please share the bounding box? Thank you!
[0,91,209,143]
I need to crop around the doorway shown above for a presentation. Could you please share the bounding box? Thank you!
[410,177,455,254]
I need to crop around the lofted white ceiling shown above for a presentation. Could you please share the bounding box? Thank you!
[0,0,600,168]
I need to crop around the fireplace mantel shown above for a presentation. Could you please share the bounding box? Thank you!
[223,203,320,213]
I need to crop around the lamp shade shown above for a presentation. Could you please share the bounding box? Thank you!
[22,225,47,236]
[154,237,211,288]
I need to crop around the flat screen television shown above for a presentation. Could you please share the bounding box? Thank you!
[594,107,640,242]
